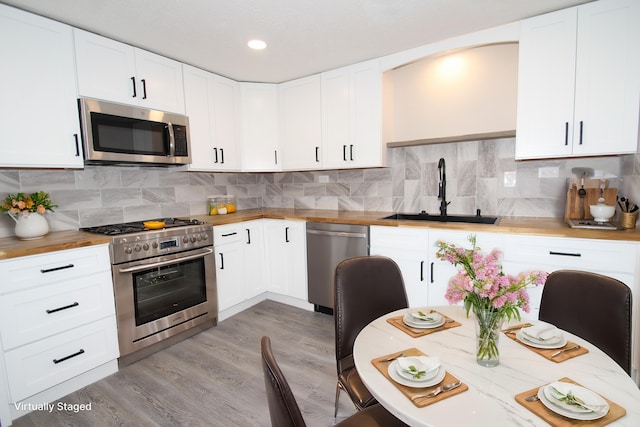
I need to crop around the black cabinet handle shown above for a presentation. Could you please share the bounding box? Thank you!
[349,144,354,161]
[220,148,224,164]
[549,250,581,257]
[219,252,224,269]
[53,349,85,364]
[74,134,80,156]
[40,264,74,274]
[315,146,320,162]
[274,150,278,165]
[343,145,347,161]
[578,121,584,145]
[564,122,569,146]
[46,301,79,314]
[213,147,218,163]
[246,229,251,244]
[420,261,424,282]
[131,76,137,98]
[285,227,290,243]
[430,262,434,283]
[221,232,237,237]
[141,78,147,99]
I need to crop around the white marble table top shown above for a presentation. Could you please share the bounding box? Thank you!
[353,305,640,427]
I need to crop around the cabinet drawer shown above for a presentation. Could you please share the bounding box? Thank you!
[0,271,115,350]
[0,245,110,294]
[370,226,429,251]
[214,224,243,245]
[504,235,637,274]
[4,316,119,402]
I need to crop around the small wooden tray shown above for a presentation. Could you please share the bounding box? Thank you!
[503,324,589,363]
[371,348,468,408]
[386,311,461,338]
[515,377,625,426]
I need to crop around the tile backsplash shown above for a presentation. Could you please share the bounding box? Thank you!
[1,137,637,238]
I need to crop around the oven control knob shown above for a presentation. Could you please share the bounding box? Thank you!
[196,234,202,241]
[143,243,149,251]
[190,236,197,243]
[125,246,132,254]
[182,236,189,244]
[134,244,141,252]
[152,241,158,248]
[202,234,208,240]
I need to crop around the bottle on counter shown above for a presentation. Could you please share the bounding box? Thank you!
[208,196,219,215]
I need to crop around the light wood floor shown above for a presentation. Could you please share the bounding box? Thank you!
[12,300,358,427]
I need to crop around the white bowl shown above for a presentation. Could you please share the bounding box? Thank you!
[589,204,615,222]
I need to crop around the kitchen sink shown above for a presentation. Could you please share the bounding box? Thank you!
[380,212,499,225]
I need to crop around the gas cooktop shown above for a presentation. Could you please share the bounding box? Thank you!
[81,218,202,235]
[566,219,618,230]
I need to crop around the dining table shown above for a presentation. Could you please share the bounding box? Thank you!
[353,305,640,427]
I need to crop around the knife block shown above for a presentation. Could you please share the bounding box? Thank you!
[564,179,618,221]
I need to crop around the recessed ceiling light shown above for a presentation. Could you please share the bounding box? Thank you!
[248,39,267,50]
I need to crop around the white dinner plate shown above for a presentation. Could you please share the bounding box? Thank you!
[521,325,563,345]
[537,383,609,421]
[403,313,445,329]
[516,330,567,349]
[395,356,441,381]
[388,360,446,388]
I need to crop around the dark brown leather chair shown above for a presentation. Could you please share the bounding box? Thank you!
[539,270,632,374]
[261,336,407,427]
[334,256,409,416]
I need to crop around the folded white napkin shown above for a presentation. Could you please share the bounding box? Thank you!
[410,311,441,322]
[522,324,558,341]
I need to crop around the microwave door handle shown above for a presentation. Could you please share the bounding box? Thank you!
[117,248,213,273]
[166,123,176,157]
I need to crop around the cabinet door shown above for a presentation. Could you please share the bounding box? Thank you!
[74,29,138,105]
[243,220,266,299]
[240,83,280,171]
[572,0,640,156]
[134,48,185,114]
[515,8,577,159]
[264,220,307,300]
[211,74,241,171]
[321,67,351,169]
[215,242,245,311]
[184,64,216,170]
[350,59,383,168]
[0,5,83,168]
[279,75,322,170]
[370,226,429,308]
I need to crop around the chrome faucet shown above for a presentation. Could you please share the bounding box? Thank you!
[438,158,450,216]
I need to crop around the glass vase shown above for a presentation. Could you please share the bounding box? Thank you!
[473,306,504,367]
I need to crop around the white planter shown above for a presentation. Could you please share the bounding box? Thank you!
[10,213,50,240]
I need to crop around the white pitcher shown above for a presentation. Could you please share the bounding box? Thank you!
[9,212,49,240]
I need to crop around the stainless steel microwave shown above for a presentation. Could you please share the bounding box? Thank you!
[78,98,191,166]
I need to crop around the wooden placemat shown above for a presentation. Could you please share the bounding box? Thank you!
[386,311,461,337]
[502,325,589,362]
[371,347,468,408]
[515,377,626,426]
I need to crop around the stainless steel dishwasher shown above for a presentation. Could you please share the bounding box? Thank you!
[306,222,369,314]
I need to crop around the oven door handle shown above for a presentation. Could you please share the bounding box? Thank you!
[117,248,214,273]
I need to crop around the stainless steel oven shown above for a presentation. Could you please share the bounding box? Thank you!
[82,219,217,365]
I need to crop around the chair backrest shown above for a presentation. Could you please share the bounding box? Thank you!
[261,336,307,427]
[334,256,409,366]
[538,270,632,374]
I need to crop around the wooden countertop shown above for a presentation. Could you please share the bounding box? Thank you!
[1,208,639,260]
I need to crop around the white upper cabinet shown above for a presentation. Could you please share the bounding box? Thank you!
[240,83,281,171]
[279,75,323,170]
[183,65,241,171]
[74,29,185,114]
[0,4,83,169]
[516,0,640,159]
[321,59,386,169]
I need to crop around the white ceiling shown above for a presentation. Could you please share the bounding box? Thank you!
[2,0,593,83]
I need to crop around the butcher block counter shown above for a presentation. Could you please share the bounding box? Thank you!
[1,208,639,260]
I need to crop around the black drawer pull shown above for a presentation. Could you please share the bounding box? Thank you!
[131,76,137,98]
[213,147,218,163]
[222,232,237,237]
[430,262,434,283]
[246,229,251,244]
[53,349,85,364]
[141,78,147,99]
[219,252,224,269]
[420,261,424,282]
[564,122,569,146]
[285,227,290,243]
[40,264,74,273]
[549,251,581,257]
[46,302,79,314]
[74,134,80,156]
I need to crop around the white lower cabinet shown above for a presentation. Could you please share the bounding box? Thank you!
[214,220,267,318]
[0,245,119,425]
[263,219,309,306]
